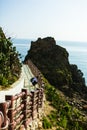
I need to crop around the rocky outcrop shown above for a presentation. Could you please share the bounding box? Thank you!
[24,37,87,129]
[25,37,69,86]
[24,37,86,93]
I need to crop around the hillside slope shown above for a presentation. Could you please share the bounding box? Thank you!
[24,37,87,129]
[24,37,86,91]
[0,27,21,88]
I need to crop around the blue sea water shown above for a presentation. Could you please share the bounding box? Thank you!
[13,39,87,85]
[58,41,87,85]
[12,39,31,61]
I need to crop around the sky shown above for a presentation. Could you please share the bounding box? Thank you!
[0,0,87,41]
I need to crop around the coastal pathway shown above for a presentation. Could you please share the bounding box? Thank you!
[0,64,36,102]
[22,64,37,91]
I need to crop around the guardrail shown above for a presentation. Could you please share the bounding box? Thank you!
[0,88,44,130]
[25,59,45,88]
[0,59,45,129]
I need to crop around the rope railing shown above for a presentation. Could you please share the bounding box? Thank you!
[0,88,44,130]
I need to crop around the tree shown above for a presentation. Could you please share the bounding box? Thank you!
[0,27,21,87]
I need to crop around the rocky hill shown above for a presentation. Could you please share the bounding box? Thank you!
[25,37,69,86]
[24,37,86,91]
[24,37,87,129]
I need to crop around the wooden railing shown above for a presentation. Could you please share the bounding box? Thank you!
[0,59,45,129]
[0,88,44,130]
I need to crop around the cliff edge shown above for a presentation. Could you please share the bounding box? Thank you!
[24,37,86,92]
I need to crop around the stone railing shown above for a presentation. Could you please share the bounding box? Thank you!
[0,88,44,130]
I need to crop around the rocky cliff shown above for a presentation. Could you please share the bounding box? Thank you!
[24,37,87,130]
[24,37,86,92]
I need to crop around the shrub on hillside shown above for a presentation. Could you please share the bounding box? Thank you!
[0,27,21,87]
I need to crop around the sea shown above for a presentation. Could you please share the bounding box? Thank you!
[12,39,87,85]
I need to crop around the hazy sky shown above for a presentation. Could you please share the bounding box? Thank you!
[0,0,87,41]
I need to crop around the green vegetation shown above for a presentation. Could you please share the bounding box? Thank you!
[42,117,52,129]
[0,27,21,88]
[42,78,87,130]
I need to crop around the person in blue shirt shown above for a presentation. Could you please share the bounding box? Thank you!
[30,76,38,86]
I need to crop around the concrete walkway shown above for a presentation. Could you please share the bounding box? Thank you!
[0,64,35,102]
[22,64,35,91]
[0,71,24,102]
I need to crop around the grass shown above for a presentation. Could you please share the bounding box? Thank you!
[42,78,86,130]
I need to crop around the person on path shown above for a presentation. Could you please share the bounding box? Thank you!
[30,76,38,86]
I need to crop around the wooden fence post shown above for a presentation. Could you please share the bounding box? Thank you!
[22,89,28,128]
[0,102,8,130]
[37,90,39,113]
[39,88,44,108]
[5,95,14,130]
[31,91,35,120]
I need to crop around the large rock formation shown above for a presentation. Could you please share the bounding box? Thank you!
[24,37,86,91]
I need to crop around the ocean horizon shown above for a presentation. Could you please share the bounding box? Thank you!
[13,38,87,85]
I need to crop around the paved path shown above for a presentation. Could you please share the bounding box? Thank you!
[0,71,24,102]
[22,64,35,91]
[0,64,35,102]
